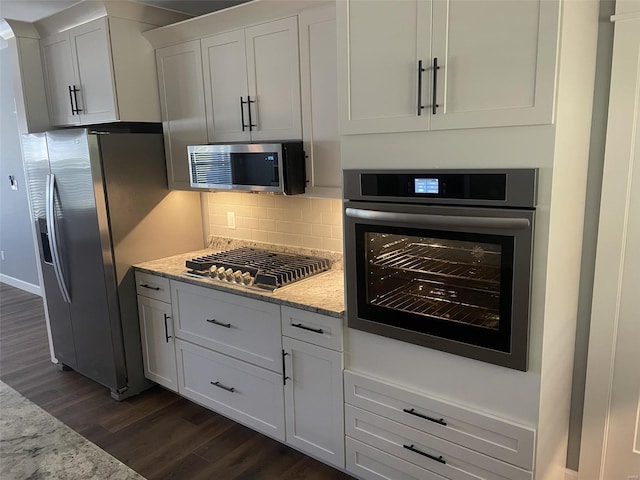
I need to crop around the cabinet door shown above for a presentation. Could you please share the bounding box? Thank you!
[137,295,178,392]
[430,0,558,130]
[245,17,302,141]
[156,41,208,190]
[338,0,432,135]
[70,18,118,124]
[299,4,341,198]
[202,30,251,142]
[40,31,78,126]
[283,337,344,468]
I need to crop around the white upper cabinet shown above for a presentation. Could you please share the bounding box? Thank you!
[299,4,341,198]
[156,41,208,190]
[40,30,77,126]
[338,0,559,135]
[37,2,187,128]
[68,18,118,125]
[41,19,116,126]
[202,16,302,143]
[201,30,250,142]
[338,0,431,135]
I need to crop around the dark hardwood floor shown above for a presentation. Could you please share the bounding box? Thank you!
[0,282,354,480]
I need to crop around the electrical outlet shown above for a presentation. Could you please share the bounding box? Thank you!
[227,212,236,229]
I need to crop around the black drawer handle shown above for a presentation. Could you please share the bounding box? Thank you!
[403,444,446,464]
[291,323,324,334]
[210,381,235,393]
[140,283,161,291]
[403,408,447,426]
[206,318,231,328]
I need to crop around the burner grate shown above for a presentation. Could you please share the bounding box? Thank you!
[185,247,331,290]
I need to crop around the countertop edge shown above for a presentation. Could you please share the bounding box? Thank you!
[134,265,345,319]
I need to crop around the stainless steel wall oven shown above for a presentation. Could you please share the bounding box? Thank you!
[343,169,537,371]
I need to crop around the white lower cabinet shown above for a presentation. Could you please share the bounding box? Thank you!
[136,276,346,470]
[176,338,285,441]
[283,337,344,468]
[344,371,535,480]
[137,295,178,392]
[136,272,177,392]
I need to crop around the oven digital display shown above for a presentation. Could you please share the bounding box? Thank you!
[414,178,439,194]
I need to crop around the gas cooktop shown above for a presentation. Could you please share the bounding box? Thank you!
[184,247,332,292]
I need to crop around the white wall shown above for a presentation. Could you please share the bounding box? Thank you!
[0,41,40,292]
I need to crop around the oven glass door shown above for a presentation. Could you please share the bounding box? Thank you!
[345,202,534,370]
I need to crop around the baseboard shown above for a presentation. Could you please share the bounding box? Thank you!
[565,468,578,480]
[0,274,42,297]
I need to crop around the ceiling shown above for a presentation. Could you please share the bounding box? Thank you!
[0,0,250,23]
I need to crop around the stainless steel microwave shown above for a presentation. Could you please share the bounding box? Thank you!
[187,142,305,194]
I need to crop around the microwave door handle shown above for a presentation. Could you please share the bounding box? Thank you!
[345,208,531,230]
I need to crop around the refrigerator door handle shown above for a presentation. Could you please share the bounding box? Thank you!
[46,173,71,303]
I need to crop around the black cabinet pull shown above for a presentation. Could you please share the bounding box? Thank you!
[206,318,231,328]
[247,95,256,131]
[417,60,426,116]
[71,85,82,114]
[163,313,172,343]
[140,283,161,291]
[432,57,440,115]
[291,323,324,334]
[282,350,290,385]
[210,381,235,393]
[240,96,247,131]
[68,86,76,115]
[403,408,447,426]
[403,444,446,464]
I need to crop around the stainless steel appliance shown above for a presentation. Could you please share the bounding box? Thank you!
[22,127,203,399]
[187,142,305,194]
[343,169,536,371]
[184,247,331,292]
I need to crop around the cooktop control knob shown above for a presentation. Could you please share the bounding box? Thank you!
[224,268,234,281]
[215,267,226,280]
[241,272,252,286]
[233,270,243,283]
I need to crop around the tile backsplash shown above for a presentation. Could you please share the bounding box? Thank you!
[204,192,344,253]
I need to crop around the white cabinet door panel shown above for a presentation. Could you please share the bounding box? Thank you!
[40,32,77,126]
[176,339,285,441]
[171,281,282,372]
[137,296,177,392]
[338,0,431,134]
[156,41,208,190]
[245,17,302,141]
[430,0,558,129]
[283,337,344,468]
[202,30,251,142]
[299,4,341,198]
[70,18,117,124]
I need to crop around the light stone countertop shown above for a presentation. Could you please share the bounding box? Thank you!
[134,241,345,318]
[0,381,144,480]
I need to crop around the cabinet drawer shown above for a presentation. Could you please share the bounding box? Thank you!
[346,405,531,480]
[346,436,446,480]
[281,306,343,351]
[176,339,285,441]
[171,281,282,372]
[135,271,171,302]
[344,371,535,470]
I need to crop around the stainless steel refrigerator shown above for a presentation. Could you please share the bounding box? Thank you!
[21,127,203,400]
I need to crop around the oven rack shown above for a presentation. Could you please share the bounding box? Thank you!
[371,242,502,285]
[370,279,500,329]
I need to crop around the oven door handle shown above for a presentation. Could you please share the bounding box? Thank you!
[345,208,531,230]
